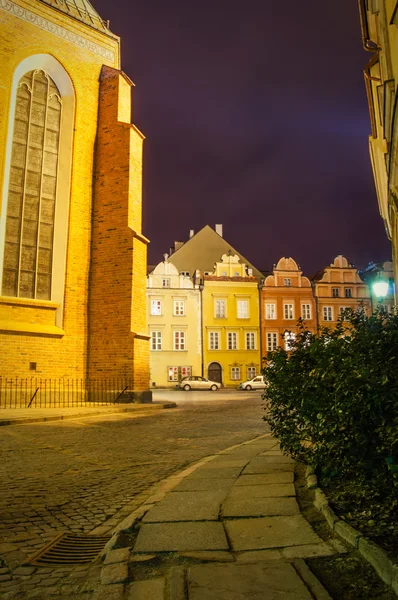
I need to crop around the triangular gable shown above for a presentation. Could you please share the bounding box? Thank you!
[164,225,263,280]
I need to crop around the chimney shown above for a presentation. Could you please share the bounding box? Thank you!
[215,224,223,237]
[174,241,184,252]
[189,229,194,238]
[169,246,174,256]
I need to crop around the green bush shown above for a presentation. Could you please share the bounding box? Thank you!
[263,308,398,491]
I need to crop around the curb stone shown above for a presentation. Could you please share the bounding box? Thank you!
[305,467,398,597]
[293,558,333,600]
[0,402,177,427]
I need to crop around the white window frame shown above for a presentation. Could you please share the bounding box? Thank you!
[247,366,256,379]
[301,304,311,320]
[231,366,241,380]
[339,306,350,320]
[245,332,256,350]
[180,366,192,378]
[332,287,339,298]
[227,331,237,350]
[284,332,296,351]
[265,303,276,319]
[283,278,292,286]
[215,299,226,318]
[345,288,353,298]
[168,365,191,381]
[266,332,278,351]
[174,300,185,316]
[237,299,249,318]
[151,331,162,351]
[151,299,162,315]
[162,278,170,288]
[168,366,178,381]
[174,330,186,350]
[209,331,220,350]
[284,303,294,319]
[323,306,333,321]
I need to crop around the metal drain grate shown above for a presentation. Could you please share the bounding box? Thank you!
[27,533,111,566]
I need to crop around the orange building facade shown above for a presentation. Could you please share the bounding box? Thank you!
[313,255,372,327]
[260,258,316,358]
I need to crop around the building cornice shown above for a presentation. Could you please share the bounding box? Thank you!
[0,0,115,61]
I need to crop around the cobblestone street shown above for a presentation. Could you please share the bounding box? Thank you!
[0,391,267,597]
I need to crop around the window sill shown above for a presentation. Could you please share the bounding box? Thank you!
[0,296,59,310]
[0,319,64,337]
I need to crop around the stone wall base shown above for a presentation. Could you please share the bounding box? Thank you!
[118,391,153,404]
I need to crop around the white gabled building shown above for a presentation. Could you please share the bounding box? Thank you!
[147,257,202,387]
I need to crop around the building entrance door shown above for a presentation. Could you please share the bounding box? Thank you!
[208,362,222,383]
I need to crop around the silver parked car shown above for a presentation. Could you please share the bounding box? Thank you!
[178,376,221,391]
[238,375,267,391]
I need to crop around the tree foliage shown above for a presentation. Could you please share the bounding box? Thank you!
[263,308,398,491]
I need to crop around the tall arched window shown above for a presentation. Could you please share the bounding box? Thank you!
[2,69,61,300]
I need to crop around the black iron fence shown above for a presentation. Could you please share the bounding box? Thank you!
[0,378,134,408]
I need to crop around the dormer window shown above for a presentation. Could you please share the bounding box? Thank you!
[283,278,292,286]
[162,278,170,288]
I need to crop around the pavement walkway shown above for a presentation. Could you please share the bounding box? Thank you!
[0,401,176,426]
[94,433,343,599]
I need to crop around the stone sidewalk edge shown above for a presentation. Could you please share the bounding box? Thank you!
[95,434,333,600]
[0,401,177,427]
[305,466,398,596]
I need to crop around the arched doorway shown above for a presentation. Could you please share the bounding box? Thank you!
[208,362,222,383]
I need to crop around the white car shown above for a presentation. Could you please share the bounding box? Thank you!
[238,375,267,391]
[178,376,221,391]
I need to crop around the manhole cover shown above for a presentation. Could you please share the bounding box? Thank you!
[27,533,111,566]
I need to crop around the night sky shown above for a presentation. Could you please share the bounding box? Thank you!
[94,0,392,275]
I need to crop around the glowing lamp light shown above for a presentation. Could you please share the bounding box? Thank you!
[373,280,389,300]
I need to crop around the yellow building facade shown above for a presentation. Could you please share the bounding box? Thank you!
[147,259,202,388]
[202,254,261,387]
[0,1,149,393]
[358,1,398,291]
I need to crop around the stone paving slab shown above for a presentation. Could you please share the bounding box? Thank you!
[127,577,165,599]
[222,496,300,518]
[218,446,270,458]
[227,483,295,498]
[185,561,314,599]
[281,542,335,559]
[142,490,227,522]
[186,466,243,479]
[172,478,235,493]
[134,522,229,552]
[243,458,295,474]
[202,458,249,468]
[255,454,295,464]
[224,515,322,551]
[234,472,294,486]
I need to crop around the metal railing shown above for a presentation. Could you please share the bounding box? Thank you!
[0,378,133,409]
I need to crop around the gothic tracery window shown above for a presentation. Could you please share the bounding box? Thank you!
[2,69,62,300]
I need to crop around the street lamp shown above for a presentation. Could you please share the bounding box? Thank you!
[373,278,389,301]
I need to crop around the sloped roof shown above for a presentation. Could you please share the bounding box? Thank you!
[38,0,109,32]
[164,225,263,280]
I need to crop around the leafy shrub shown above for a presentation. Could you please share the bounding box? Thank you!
[263,308,398,491]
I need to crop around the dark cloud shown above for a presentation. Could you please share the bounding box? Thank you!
[93,0,392,274]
